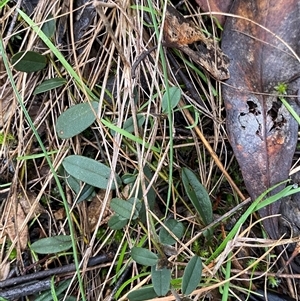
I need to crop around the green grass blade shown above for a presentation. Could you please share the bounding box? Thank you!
[206,180,290,263]
[1,19,87,301]
[17,9,97,101]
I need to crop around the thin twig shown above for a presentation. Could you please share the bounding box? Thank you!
[109,262,133,300]
[0,279,51,300]
[0,253,114,289]
[131,45,158,78]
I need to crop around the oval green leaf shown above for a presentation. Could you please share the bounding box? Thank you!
[34,78,66,95]
[31,235,72,254]
[159,219,185,245]
[121,173,137,185]
[75,184,94,203]
[56,101,98,139]
[110,197,141,220]
[127,287,158,301]
[123,114,145,133]
[62,155,121,190]
[64,170,94,202]
[182,167,213,225]
[182,255,202,295]
[41,16,56,38]
[151,266,171,296]
[138,166,156,223]
[162,86,181,113]
[131,247,158,266]
[65,173,81,193]
[108,214,128,230]
[11,51,47,72]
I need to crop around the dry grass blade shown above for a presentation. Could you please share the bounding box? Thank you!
[0,0,298,300]
[179,99,245,200]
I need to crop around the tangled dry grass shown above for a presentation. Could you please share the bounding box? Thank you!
[0,0,299,300]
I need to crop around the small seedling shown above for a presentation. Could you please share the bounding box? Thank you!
[275,82,300,125]
[0,133,15,145]
[268,275,280,288]
[274,82,288,95]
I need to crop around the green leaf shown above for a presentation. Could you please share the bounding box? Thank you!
[123,114,145,133]
[162,86,181,113]
[35,279,72,301]
[182,255,202,295]
[127,287,158,301]
[0,0,10,9]
[34,78,66,95]
[64,169,95,202]
[121,173,137,185]
[159,219,185,245]
[41,15,56,39]
[131,247,158,266]
[56,101,98,139]
[138,166,156,223]
[151,265,171,296]
[75,184,94,203]
[11,51,47,72]
[182,168,213,225]
[110,197,141,220]
[62,155,121,190]
[65,173,80,193]
[108,215,128,230]
[31,235,72,254]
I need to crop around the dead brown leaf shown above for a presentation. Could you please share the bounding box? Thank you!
[0,260,10,281]
[54,207,66,221]
[0,57,15,128]
[87,190,112,231]
[222,0,300,239]
[18,191,45,217]
[1,191,45,251]
[3,195,28,251]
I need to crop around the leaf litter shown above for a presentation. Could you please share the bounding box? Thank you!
[0,0,299,299]
[222,0,300,241]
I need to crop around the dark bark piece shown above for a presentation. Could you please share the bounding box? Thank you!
[222,0,300,239]
[163,5,230,80]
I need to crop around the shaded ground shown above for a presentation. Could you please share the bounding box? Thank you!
[0,0,299,300]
